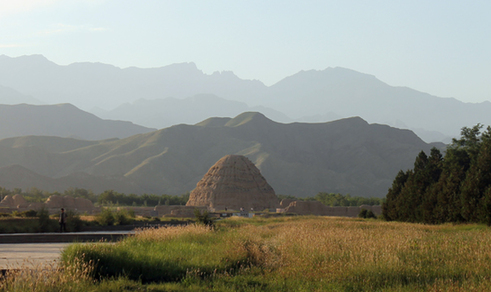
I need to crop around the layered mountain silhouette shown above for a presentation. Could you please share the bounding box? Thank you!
[0,85,43,105]
[92,94,291,129]
[0,54,266,110]
[0,112,441,197]
[1,54,489,143]
[262,68,491,142]
[0,103,155,140]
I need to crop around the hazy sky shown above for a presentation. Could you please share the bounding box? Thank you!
[1,0,490,103]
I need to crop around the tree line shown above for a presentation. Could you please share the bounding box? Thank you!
[382,124,491,225]
[1,186,382,208]
[278,192,384,207]
[0,187,189,207]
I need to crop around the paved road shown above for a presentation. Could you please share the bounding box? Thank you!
[0,243,72,269]
[0,231,134,270]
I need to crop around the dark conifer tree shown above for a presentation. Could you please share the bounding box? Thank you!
[384,124,491,224]
[382,170,409,221]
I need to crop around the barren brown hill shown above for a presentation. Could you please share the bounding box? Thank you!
[0,112,439,197]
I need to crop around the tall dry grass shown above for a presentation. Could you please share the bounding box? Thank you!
[0,257,95,292]
[2,216,491,291]
[212,216,491,291]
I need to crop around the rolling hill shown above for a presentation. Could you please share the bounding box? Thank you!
[0,113,440,197]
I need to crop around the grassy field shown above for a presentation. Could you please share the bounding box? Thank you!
[2,216,491,291]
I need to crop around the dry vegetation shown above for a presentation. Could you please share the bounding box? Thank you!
[2,216,491,291]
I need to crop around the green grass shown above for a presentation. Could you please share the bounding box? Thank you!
[3,216,491,291]
[0,217,59,233]
[61,225,252,283]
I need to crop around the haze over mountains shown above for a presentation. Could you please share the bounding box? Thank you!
[0,84,43,105]
[0,113,440,197]
[0,54,487,198]
[0,104,155,140]
[1,54,490,143]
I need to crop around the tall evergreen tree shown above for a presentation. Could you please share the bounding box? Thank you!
[384,124,491,225]
[382,170,409,221]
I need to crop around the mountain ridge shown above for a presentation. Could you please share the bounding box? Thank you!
[0,103,155,140]
[0,113,437,197]
[1,54,490,142]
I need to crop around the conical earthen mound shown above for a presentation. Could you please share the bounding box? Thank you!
[186,155,279,211]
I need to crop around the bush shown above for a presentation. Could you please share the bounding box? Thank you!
[20,209,38,217]
[37,208,57,232]
[194,209,214,227]
[358,209,368,218]
[366,210,377,219]
[66,210,84,232]
[96,208,115,226]
[359,208,377,219]
[114,209,134,225]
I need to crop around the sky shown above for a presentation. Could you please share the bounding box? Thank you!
[0,0,490,103]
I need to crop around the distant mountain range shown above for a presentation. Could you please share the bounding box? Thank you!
[0,54,265,110]
[92,94,290,129]
[0,112,442,197]
[1,54,490,143]
[0,84,43,105]
[0,103,155,140]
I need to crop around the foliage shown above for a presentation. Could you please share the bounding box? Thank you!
[114,208,134,225]
[95,207,135,226]
[278,193,384,206]
[358,208,377,219]
[97,190,189,207]
[313,192,383,206]
[0,218,42,233]
[0,187,189,207]
[10,210,39,218]
[52,217,491,291]
[20,209,38,217]
[96,208,116,226]
[383,124,491,225]
[66,210,84,232]
[193,208,215,227]
[37,208,55,232]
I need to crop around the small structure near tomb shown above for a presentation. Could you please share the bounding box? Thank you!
[0,194,28,208]
[0,195,15,208]
[186,155,279,211]
[45,195,94,211]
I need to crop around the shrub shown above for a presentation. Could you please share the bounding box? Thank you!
[114,209,134,225]
[358,208,368,218]
[194,209,214,227]
[359,208,377,219]
[37,208,57,232]
[66,210,84,232]
[366,210,377,219]
[96,208,115,226]
[20,209,38,217]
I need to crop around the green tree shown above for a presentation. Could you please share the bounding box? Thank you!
[383,170,409,221]
[384,124,491,225]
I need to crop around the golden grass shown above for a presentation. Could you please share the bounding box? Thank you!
[2,216,491,291]
[0,258,95,292]
[132,223,212,242]
[214,216,491,290]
